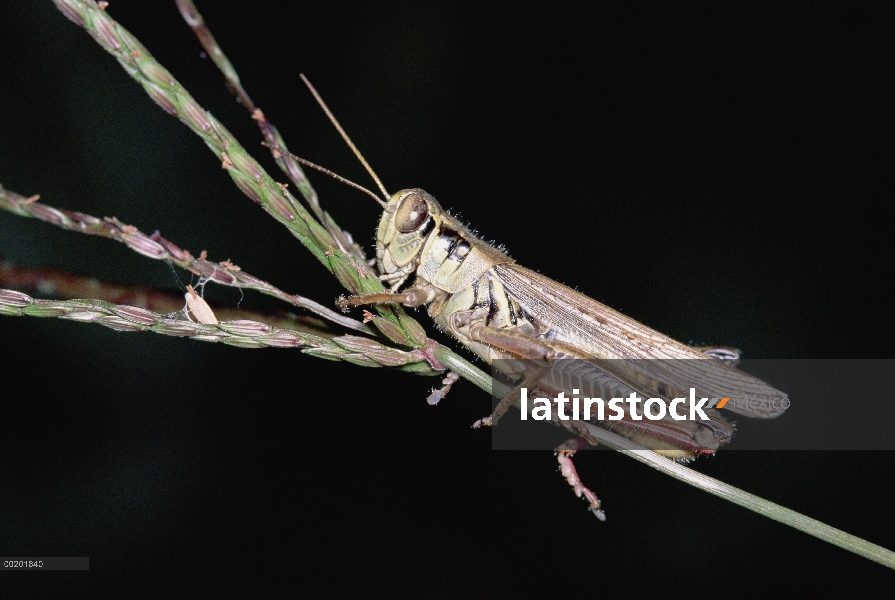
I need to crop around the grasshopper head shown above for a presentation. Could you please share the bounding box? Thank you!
[376,189,441,286]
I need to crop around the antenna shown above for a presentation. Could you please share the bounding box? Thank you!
[262,142,388,209]
[300,74,390,202]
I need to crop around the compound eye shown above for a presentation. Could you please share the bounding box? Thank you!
[395,193,429,233]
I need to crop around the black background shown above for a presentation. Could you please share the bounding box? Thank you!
[1,1,893,595]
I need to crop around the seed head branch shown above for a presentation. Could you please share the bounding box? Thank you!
[0,262,338,333]
[175,0,369,264]
[0,184,372,335]
[0,287,438,371]
[51,0,426,347]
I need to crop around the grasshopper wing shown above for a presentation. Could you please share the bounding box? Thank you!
[494,264,788,418]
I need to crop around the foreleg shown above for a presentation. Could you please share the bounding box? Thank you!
[337,286,436,310]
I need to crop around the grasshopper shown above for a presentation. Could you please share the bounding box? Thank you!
[294,77,787,517]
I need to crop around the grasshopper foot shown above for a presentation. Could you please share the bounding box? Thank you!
[556,441,605,520]
[471,416,493,428]
[427,371,460,405]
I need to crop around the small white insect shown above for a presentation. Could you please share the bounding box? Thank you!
[184,284,218,325]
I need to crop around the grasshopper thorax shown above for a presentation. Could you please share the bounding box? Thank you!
[376,189,442,287]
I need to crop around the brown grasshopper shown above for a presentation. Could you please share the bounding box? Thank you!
[294,76,788,517]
